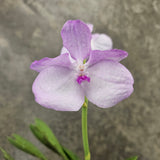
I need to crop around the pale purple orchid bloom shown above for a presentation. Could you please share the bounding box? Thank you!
[31,20,134,111]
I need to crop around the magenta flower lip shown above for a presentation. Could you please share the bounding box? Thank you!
[77,75,91,84]
[31,20,134,111]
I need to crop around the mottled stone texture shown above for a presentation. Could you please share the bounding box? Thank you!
[0,0,159,160]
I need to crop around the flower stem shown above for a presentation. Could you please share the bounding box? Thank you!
[82,98,90,160]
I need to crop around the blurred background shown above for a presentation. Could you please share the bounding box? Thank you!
[0,0,159,160]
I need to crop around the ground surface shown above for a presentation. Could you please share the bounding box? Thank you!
[0,0,160,160]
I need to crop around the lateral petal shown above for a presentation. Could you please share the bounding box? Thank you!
[30,53,72,72]
[87,49,128,67]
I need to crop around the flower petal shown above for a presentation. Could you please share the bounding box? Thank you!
[60,47,75,63]
[87,23,93,32]
[82,61,134,108]
[60,23,93,54]
[87,49,128,67]
[61,47,69,54]
[30,53,72,72]
[61,20,91,61]
[91,33,113,50]
[32,66,85,111]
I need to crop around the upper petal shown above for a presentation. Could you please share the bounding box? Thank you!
[91,33,112,51]
[87,23,93,32]
[30,53,72,72]
[32,66,85,111]
[82,61,134,108]
[87,49,128,67]
[61,20,91,61]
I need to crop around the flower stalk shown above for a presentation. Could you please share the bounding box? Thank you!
[82,98,90,160]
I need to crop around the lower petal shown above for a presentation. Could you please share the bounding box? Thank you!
[82,61,134,108]
[32,66,85,111]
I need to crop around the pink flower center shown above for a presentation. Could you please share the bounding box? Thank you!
[76,75,90,84]
[75,63,90,84]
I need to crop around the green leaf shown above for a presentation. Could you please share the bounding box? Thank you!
[0,147,14,160]
[30,119,68,160]
[126,156,138,160]
[8,134,48,160]
[30,119,80,160]
[63,147,80,160]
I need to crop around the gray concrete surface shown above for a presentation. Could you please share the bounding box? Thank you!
[0,0,160,160]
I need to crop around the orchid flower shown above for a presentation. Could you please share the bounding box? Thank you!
[31,20,134,111]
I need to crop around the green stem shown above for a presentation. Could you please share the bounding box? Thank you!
[82,98,90,160]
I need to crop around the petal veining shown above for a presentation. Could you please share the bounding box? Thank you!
[61,20,91,61]
[32,66,85,111]
[30,53,72,72]
[87,49,128,67]
[82,61,134,108]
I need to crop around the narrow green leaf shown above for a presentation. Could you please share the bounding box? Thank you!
[30,119,68,160]
[63,147,80,160]
[8,134,48,160]
[30,119,80,160]
[30,124,59,153]
[126,156,138,160]
[0,147,14,160]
